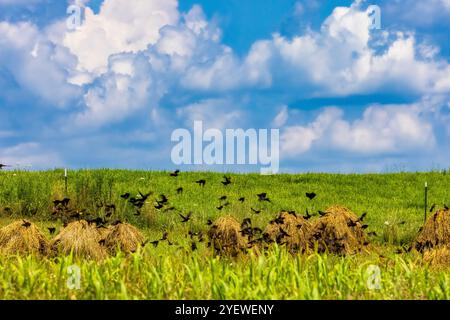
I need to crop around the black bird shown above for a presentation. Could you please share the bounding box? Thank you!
[120,192,131,200]
[306,192,316,200]
[196,179,206,187]
[219,195,227,201]
[222,176,232,186]
[274,215,285,225]
[134,210,141,216]
[154,203,164,210]
[367,231,378,237]
[0,164,10,170]
[191,242,198,251]
[361,224,369,229]
[241,218,252,229]
[163,206,177,213]
[217,205,224,211]
[157,194,169,205]
[238,197,245,203]
[161,232,169,241]
[357,212,367,222]
[61,198,70,207]
[445,204,449,210]
[303,208,312,220]
[170,170,180,177]
[150,240,159,248]
[318,210,327,217]
[48,227,56,235]
[98,239,106,246]
[347,220,358,227]
[257,193,271,202]
[179,212,192,223]
[176,187,183,194]
[206,219,213,226]
[139,191,152,201]
[251,208,261,214]
[21,220,31,228]
[429,203,436,213]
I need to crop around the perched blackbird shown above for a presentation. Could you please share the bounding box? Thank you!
[179,212,192,223]
[22,220,31,228]
[48,227,56,235]
[196,179,206,187]
[176,187,184,195]
[222,176,232,186]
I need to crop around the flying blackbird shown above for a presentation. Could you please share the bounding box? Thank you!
[196,179,206,187]
[157,195,168,205]
[170,170,180,177]
[222,176,232,186]
[303,208,312,220]
[120,193,131,200]
[361,224,369,229]
[179,212,192,223]
[150,240,159,248]
[219,196,227,201]
[306,192,316,200]
[176,187,183,194]
[139,191,152,201]
[357,212,367,222]
[257,193,271,202]
[429,204,436,213]
[0,164,10,170]
[48,227,56,235]
[318,210,327,217]
[154,203,164,210]
[251,208,261,214]
[238,197,245,203]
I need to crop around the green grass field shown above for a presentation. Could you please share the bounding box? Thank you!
[0,169,449,299]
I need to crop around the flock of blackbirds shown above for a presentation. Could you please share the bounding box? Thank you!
[5,168,384,253]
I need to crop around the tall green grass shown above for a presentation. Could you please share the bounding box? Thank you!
[0,170,448,299]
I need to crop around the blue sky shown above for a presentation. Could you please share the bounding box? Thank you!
[0,0,449,172]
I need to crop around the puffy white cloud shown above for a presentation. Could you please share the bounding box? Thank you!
[0,21,81,106]
[72,53,161,128]
[63,0,179,77]
[281,104,436,157]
